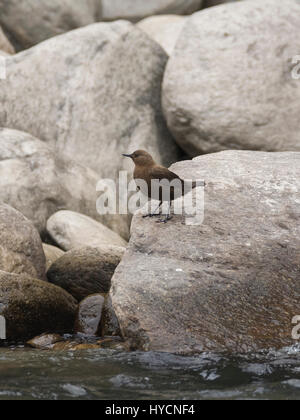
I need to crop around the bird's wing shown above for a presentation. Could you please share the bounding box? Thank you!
[149,166,182,182]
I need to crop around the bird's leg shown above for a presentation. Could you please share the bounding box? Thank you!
[157,202,172,224]
[143,201,163,218]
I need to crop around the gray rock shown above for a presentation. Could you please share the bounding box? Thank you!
[75,294,105,336]
[0,25,14,54]
[0,203,46,280]
[0,271,78,341]
[0,0,100,51]
[47,246,124,301]
[102,0,203,21]
[47,211,127,251]
[163,0,300,156]
[111,151,300,354]
[43,244,65,272]
[0,128,101,236]
[137,15,187,56]
[0,22,180,176]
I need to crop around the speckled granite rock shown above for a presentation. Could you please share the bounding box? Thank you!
[163,0,300,156]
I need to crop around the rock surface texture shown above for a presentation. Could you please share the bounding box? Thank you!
[102,0,203,21]
[47,211,127,251]
[137,15,187,56]
[0,23,180,238]
[0,0,100,50]
[75,294,105,336]
[43,244,65,272]
[0,25,14,54]
[0,271,77,341]
[47,246,123,301]
[162,0,300,156]
[0,129,100,235]
[0,22,180,175]
[111,151,300,354]
[0,203,46,280]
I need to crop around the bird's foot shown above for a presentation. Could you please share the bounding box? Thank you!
[156,215,173,224]
[143,212,160,218]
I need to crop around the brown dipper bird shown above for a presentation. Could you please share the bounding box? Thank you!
[123,150,201,223]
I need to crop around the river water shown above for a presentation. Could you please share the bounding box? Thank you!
[0,345,300,400]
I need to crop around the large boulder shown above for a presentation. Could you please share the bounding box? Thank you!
[137,15,187,56]
[0,0,100,51]
[0,22,181,176]
[47,211,127,251]
[0,203,46,280]
[102,0,203,21]
[162,0,300,156]
[0,26,14,54]
[0,271,77,341]
[47,246,124,301]
[111,151,300,354]
[0,128,101,236]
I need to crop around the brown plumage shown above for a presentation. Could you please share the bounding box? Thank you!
[123,150,200,222]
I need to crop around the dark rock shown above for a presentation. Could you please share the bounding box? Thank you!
[75,294,105,336]
[48,247,122,301]
[0,271,78,341]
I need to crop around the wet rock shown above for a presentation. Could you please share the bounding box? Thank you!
[0,26,14,54]
[96,336,127,350]
[27,333,64,350]
[111,151,300,354]
[163,0,300,156]
[137,15,187,55]
[43,244,65,272]
[100,295,121,337]
[0,271,78,341]
[102,0,203,21]
[75,294,105,336]
[47,211,127,251]
[0,0,100,51]
[51,336,125,351]
[47,247,123,302]
[0,203,46,280]
[0,128,100,236]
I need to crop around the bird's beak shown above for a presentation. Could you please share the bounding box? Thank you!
[122,154,133,158]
